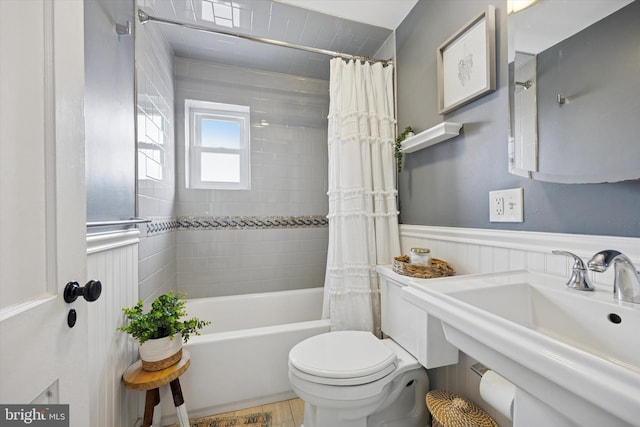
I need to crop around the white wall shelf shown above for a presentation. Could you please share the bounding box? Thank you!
[401,122,463,153]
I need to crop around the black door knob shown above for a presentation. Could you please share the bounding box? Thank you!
[64,280,102,303]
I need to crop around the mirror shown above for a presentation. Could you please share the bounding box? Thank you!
[508,0,640,183]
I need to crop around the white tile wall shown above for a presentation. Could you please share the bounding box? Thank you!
[174,57,329,217]
[136,2,177,303]
[173,58,330,297]
[399,224,640,426]
[176,227,328,298]
[147,0,392,81]
[136,6,332,301]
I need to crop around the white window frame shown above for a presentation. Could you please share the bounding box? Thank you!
[185,99,251,190]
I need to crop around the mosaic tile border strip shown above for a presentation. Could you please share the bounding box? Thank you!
[145,218,181,235]
[179,215,328,230]
[144,215,328,236]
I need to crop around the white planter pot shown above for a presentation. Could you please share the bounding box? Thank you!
[139,333,183,371]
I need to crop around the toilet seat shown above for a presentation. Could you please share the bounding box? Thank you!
[289,331,397,386]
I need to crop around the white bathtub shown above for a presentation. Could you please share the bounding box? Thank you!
[159,287,330,423]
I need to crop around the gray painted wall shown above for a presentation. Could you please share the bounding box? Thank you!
[396,0,640,238]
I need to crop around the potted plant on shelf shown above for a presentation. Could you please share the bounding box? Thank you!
[395,126,414,173]
[118,291,211,371]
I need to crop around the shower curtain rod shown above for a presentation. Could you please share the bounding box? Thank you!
[137,9,391,66]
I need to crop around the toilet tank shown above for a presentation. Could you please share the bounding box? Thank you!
[378,266,458,369]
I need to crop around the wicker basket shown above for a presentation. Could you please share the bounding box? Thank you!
[426,390,498,427]
[392,255,455,279]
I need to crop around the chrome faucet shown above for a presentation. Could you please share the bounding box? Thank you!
[552,250,595,291]
[587,250,640,304]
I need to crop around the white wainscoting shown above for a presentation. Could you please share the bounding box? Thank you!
[87,230,140,427]
[398,225,640,426]
[400,225,639,286]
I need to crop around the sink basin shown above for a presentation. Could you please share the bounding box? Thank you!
[447,280,640,371]
[401,269,640,426]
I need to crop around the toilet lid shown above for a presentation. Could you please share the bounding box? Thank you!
[289,331,397,385]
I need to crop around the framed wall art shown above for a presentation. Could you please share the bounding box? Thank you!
[437,5,496,115]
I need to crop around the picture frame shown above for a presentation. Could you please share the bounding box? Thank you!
[437,5,496,115]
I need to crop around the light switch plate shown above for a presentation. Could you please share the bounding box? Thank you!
[490,188,524,222]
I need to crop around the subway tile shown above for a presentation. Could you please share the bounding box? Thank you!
[141,38,333,301]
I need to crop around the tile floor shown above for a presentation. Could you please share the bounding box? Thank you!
[207,398,304,427]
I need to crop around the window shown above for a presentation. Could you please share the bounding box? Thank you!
[137,110,165,181]
[200,0,241,28]
[185,100,250,189]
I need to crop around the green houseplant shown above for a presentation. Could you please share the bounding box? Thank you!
[395,126,414,173]
[118,291,210,371]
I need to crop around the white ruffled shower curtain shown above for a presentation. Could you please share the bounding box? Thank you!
[322,58,401,335]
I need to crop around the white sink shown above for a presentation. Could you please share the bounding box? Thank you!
[447,279,640,371]
[401,269,640,426]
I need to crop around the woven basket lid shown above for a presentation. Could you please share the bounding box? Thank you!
[426,390,499,427]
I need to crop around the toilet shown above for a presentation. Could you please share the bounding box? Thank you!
[288,330,429,427]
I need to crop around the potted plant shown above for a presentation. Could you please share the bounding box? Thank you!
[395,126,414,173]
[118,291,211,371]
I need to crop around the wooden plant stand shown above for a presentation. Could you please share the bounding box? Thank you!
[123,350,191,427]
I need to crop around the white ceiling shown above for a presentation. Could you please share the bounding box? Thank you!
[275,0,419,29]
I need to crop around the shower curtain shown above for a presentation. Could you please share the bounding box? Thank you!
[322,58,401,335]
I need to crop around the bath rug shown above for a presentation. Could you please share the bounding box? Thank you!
[172,411,272,427]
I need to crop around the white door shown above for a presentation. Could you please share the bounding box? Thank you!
[0,1,91,426]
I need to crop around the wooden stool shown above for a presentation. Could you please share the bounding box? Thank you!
[123,350,191,427]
